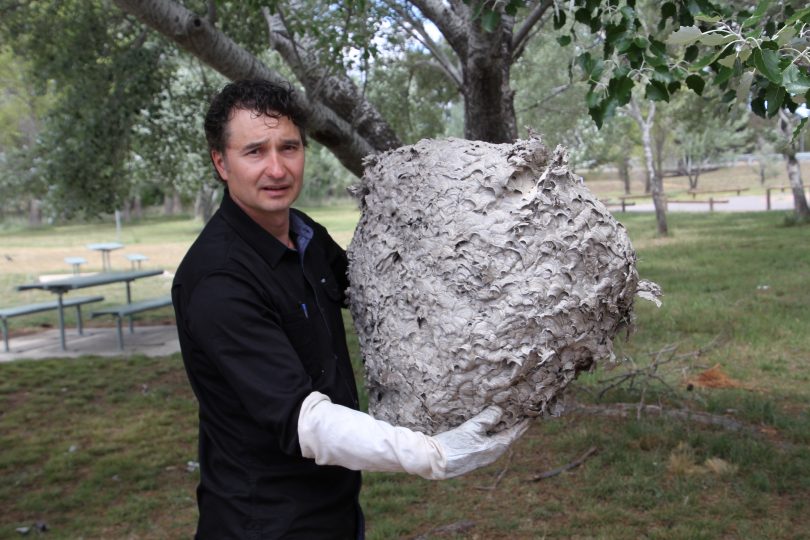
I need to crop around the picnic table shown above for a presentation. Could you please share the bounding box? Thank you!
[86,242,124,271]
[17,269,164,350]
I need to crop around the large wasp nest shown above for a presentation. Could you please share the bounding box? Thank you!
[347,136,661,435]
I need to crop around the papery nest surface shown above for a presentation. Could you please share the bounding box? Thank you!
[348,136,661,435]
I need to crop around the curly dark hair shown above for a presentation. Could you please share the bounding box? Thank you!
[204,79,309,158]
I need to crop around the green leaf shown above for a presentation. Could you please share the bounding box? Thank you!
[736,71,755,104]
[765,83,785,116]
[785,7,810,25]
[691,48,726,71]
[775,26,797,46]
[718,53,738,68]
[751,48,782,84]
[782,64,810,95]
[645,80,669,101]
[667,25,702,45]
[751,95,767,116]
[742,0,773,29]
[480,9,501,32]
[553,10,566,29]
[608,75,634,106]
[574,7,592,26]
[557,35,572,46]
[699,32,736,46]
[685,74,705,94]
[684,44,699,62]
[667,81,681,94]
[661,2,677,20]
[694,13,722,23]
[649,39,667,58]
[715,66,734,86]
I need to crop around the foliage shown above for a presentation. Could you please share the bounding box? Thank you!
[549,0,809,129]
[0,0,172,217]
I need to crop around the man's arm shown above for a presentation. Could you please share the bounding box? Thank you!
[298,391,530,480]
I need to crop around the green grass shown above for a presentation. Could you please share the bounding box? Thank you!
[1,208,810,538]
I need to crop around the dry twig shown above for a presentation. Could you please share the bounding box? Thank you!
[530,446,598,481]
[474,449,513,492]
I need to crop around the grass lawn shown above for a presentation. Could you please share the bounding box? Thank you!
[1,188,810,537]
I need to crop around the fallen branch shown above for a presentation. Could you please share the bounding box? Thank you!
[530,446,598,481]
[474,449,513,491]
[567,402,796,450]
[572,403,746,431]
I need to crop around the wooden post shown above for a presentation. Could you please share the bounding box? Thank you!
[709,197,715,212]
[621,199,627,213]
[766,188,771,210]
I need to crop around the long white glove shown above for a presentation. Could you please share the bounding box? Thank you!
[297,391,530,480]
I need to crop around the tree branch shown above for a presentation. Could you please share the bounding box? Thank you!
[261,7,402,153]
[529,446,598,481]
[383,0,463,89]
[407,0,470,60]
[113,0,377,176]
[511,0,554,61]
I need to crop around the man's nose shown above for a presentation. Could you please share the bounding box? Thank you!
[263,152,285,179]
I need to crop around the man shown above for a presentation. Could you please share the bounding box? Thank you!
[172,79,528,539]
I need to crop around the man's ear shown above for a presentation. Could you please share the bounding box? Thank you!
[211,150,228,182]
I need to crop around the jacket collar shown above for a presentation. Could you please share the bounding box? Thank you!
[218,189,293,269]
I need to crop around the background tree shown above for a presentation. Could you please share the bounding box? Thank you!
[0,46,55,225]
[0,0,171,217]
[2,0,806,231]
[670,90,751,190]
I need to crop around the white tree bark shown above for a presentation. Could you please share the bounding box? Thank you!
[629,98,668,235]
[777,110,810,220]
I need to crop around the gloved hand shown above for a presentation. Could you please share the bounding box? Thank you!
[297,391,530,480]
[433,405,530,478]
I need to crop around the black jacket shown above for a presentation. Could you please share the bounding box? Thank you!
[172,190,361,539]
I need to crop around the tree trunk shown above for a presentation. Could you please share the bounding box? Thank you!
[629,98,667,235]
[785,153,810,219]
[777,110,810,220]
[462,21,517,142]
[195,181,220,223]
[618,156,631,195]
[28,198,42,227]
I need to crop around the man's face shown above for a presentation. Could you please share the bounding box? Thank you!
[212,109,305,230]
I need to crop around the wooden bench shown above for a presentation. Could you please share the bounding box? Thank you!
[91,296,173,350]
[687,187,749,199]
[668,198,729,211]
[0,295,104,352]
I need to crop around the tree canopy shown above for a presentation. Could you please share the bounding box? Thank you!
[0,0,807,218]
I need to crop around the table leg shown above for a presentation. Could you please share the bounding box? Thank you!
[57,293,67,351]
[126,281,134,333]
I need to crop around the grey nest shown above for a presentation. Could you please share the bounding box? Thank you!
[348,136,661,435]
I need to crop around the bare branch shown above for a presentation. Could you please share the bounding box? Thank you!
[517,83,572,113]
[407,0,470,59]
[530,446,598,481]
[113,0,376,176]
[384,0,463,89]
[512,0,554,60]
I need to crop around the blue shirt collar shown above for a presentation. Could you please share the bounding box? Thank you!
[290,211,313,255]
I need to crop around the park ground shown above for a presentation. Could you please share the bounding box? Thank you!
[1,162,809,538]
